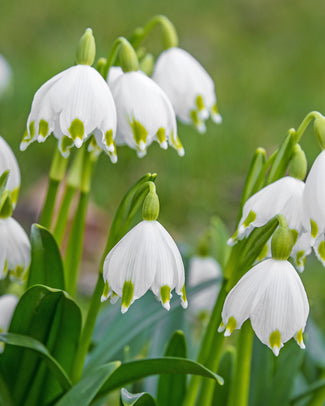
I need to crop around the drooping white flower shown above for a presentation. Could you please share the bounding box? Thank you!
[20,65,117,162]
[110,70,184,157]
[303,150,325,266]
[188,256,222,312]
[0,294,18,332]
[152,47,221,133]
[0,54,12,98]
[101,220,187,313]
[0,217,30,281]
[228,177,308,246]
[219,258,309,356]
[0,136,20,207]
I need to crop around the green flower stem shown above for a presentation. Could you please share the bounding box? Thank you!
[183,280,228,406]
[71,272,104,383]
[228,322,254,406]
[64,151,95,296]
[53,148,86,245]
[102,37,136,80]
[130,15,178,50]
[293,111,323,144]
[39,149,68,229]
[53,184,76,245]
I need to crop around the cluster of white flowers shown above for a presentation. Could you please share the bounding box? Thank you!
[219,150,325,355]
[20,31,220,161]
[0,137,30,281]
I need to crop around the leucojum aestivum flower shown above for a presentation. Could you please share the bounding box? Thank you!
[1,14,325,406]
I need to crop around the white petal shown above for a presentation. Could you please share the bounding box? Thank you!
[303,150,325,239]
[0,54,12,97]
[231,177,305,243]
[0,218,31,280]
[152,47,216,124]
[107,66,123,87]
[291,232,313,272]
[23,65,117,155]
[111,70,180,154]
[0,136,20,205]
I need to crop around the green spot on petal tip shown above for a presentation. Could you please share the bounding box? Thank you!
[121,280,134,311]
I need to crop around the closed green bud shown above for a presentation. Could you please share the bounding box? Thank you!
[314,115,325,149]
[142,187,160,221]
[76,28,96,66]
[289,144,307,180]
[119,40,139,72]
[139,53,155,76]
[271,216,294,260]
[158,15,179,49]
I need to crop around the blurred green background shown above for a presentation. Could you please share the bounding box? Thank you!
[1,0,325,316]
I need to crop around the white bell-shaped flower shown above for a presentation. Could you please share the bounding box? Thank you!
[218,258,309,356]
[303,151,325,265]
[101,220,187,313]
[228,177,308,246]
[0,217,30,281]
[152,47,221,133]
[110,70,184,157]
[0,54,12,98]
[188,255,222,312]
[21,65,117,162]
[0,294,18,332]
[0,136,20,207]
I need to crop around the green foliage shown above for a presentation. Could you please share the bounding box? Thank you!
[27,224,65,289]
[157,331,187,406]
[121,388,156,406]
[56,362,120,406]
[0,285,81,406]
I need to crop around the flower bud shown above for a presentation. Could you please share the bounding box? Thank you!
[271,219,294,261]
[142,187,160,221]
[314,115,325,150]
[119,41,139,72]
[289,144,307,180]
[139,53,154,76]
[76,28,96,66]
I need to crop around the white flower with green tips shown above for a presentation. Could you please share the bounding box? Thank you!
[303,151,325,266]
[218,258,309,356]
[20,65,117,162]
[101,220,187,313]
[107,66,123,87]
[152,47,221,133]
[0,54,12,98]
[110,70,184,157]
[228,177,307,246]
[0,136,20,207]
[0,217,30,281]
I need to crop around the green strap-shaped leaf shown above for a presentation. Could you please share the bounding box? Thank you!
[27,224,65,290]
[0,285,81,406]
[157,331,187,406]
[98,357,223,398]
[56,362,120,406]
[121,388,156,406]
[212,348,235,406]
[0,372,13,406]
[0,333,71,391]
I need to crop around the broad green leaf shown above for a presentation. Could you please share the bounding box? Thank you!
[210,216,230,268]
[98,357,223,397]
[0,333,71,391]
[0,285,81,406]
[56,362,120,406]
[267,131,295,184]
[27,224,65,290]
[121,388,156,406]
[0,373,13,406]
[157,331,187,406]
